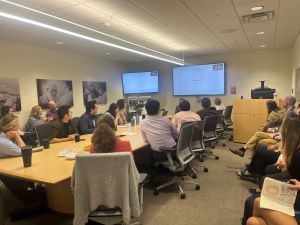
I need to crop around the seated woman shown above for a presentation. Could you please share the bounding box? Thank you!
[23,106,44,134]
[0,115,26,224]
[116,99,127,125]
[246,113,300,225]
[0,105,14,119]
[230,100,284,157]
[90,114,132,153]
[103,103,120,127]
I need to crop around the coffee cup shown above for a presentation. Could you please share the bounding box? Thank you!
[42,139,50,149]
[75,134,80,142]
[21,145,32,167]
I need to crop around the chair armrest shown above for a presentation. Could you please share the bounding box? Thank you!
[159,147,176,152]
[139,173,148,185]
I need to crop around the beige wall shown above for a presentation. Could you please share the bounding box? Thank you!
[292,33,300,99]
[0,40,126,127]
[126,49,292,113]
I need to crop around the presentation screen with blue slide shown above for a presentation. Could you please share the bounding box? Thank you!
[122,71,159,94]
[173,63,225,96]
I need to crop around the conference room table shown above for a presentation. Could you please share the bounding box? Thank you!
[0,125,148,214]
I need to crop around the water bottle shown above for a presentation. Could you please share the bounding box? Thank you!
[136,114,139,125]
[131,118,135,127]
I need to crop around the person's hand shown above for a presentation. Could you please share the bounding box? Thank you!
[6,131,18,139]
[288,179,300,190]
[275,160,286,170]
[17,129,24,136]
[268,133,276,139]
[267,144,278,151]
[68,134,75,141]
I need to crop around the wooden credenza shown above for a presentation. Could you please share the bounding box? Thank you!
[233,99,282,143]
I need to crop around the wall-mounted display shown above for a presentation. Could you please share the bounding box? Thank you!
[37,79,73,109]
[82,81,107,105]
[0,77,21,112]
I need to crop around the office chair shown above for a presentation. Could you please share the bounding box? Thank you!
[162,110,168,117]
[182,121,208,172]
[202,115,220,160]
[223,105,233,141]
[216,110,227,147]
[153,122,200,199]
[72,117,80,133]
[34,123,52,145]
[72,153,147,225]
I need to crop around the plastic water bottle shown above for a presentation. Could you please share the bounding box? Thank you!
[131,118,135,127]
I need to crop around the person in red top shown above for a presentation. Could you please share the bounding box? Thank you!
[90,114,132,153]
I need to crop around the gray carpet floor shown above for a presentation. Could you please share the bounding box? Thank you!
[7,141,255,225]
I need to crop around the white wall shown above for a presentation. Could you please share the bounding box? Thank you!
[292,33,300,99]
[126,49,292,113]
[0,40,126,126]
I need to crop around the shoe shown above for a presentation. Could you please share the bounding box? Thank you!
[249,188,261,194]
[237,170,256,182]
[229,148,245,157]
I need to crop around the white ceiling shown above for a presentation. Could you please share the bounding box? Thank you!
[0,0,300,62]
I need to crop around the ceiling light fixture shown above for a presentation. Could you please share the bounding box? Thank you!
[259,45,266,48]
[105,52,110,55]
[251,6,264,11]
[256,31,265,35]
[0,0,184,65]
[56,41,64,45]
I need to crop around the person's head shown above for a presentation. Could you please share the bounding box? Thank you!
[107,103,119,118]
[46,82,58,97]
[91,123,116,153]
[97,114,115,130]
[0,106,13,118]
[179,98,184,103]
[116,99,126,111]
[145,99,160,115]
[85,100,98,115]
[30,106,42,118]
[282,96,296,109]
[48,101,57,110]
[294,102,300,115]
[0,115,20,133]
[281,113,300,169]
[179,100,190,111]
[214,97,222,106]
[266,100,280,114]
[57,106,72,121]
[201,97,211,109]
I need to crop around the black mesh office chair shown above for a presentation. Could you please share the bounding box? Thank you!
[182,121,208,172]
[223,105,233,141]
[202,115,220,160]
[34,123,52,145]
[154,123,200,199]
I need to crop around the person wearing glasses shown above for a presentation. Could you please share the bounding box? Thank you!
[50,106,77,143]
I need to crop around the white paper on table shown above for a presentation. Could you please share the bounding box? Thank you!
[260,177,297,216]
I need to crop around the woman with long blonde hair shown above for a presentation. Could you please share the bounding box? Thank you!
[247,113,300,225]
[23,106,44,133]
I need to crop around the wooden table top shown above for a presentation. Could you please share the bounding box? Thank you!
[0,125,147,185]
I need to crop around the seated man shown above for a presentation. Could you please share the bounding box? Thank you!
[140,99,179,161]
[214,97,225,111]
[78,101,98,134]
[196,97,218,120]
[173,99,200,131]
[46,100,59,123]
[174,98,184,114]
[50,106,77,143]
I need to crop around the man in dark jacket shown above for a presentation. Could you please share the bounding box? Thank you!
[78,101,98,134]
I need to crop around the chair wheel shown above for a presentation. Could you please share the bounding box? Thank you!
[153,190,159,195]
[204,168,208,172]
[222,143,226,147]
[195,184,200,190]
[215,156,219,160]
[180,193,186,199]
[191,174,197,179]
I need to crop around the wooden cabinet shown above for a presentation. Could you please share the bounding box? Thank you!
[233,99,282,143]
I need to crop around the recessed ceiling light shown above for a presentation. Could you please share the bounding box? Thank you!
[251,6,264,11]
[221,28,237,34]
[256,31,265,35]
[259,45,266,48]
[56,41,64,45]
[105,52,110,55]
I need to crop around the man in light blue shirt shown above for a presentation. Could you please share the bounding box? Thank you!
[0,132,22,158]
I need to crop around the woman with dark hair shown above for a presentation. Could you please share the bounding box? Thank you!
[246,113,300,225]
[0,106,13,119]
[104,103,120,127]
[90,114,132,153]
[260,100,284,132]
[116,99,127,125]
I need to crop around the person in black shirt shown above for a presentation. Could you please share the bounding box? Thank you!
[174,98,184,114]
[196,97,217,120]
[50,106,77,143]
[78,101,98,134]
